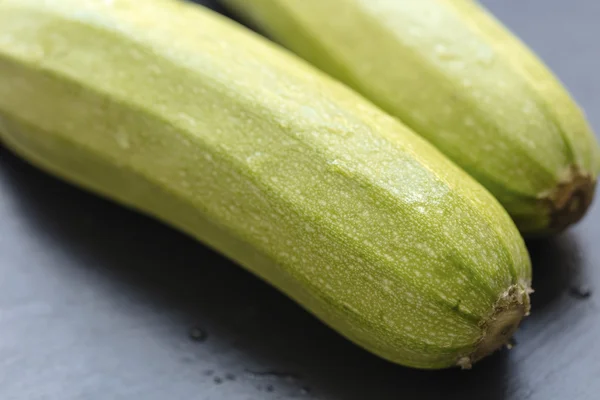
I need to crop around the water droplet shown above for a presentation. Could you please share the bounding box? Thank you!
[434,43,456,60]
[300,387,311,395]
[178,112,196,126]
[522,102,535,114]
[129,48,143,61]
[148,64,162,75]
[115,131,130,149]
[569,286,592,300]
[225,373,236,381]
[300,105,319,120]
[189,327,208,342]
[476,48,496,66]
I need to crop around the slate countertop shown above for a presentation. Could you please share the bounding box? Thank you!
[1,1,600,399]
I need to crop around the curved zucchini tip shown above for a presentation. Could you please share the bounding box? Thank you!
[457,283,531,369]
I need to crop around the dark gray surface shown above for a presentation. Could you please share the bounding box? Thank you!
[1,0,599,399]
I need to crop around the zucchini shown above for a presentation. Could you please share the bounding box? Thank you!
[222,0,600,235]
[0,0,531,369]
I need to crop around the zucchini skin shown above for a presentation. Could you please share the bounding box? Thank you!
[0,0,531,369]
[222,0,600,235]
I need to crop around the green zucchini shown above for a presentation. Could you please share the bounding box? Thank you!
[222,0,600,235]
[0,0,531,369]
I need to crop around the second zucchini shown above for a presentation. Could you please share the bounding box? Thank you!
[222,0,600,235]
